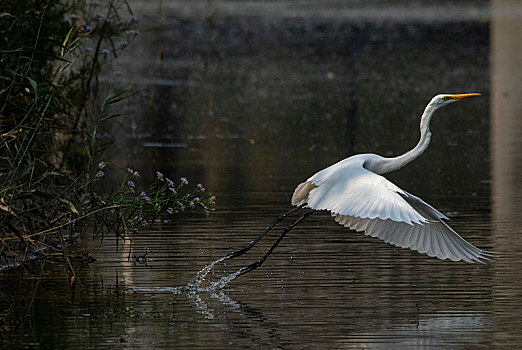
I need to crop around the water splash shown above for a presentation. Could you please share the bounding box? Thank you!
[128,256,246,320]
[129,286,184,294]
[209,288,241,310]
[187,289,215,319]
[185,256,245,318]
[209,268,244,291]
[187,255,227,290]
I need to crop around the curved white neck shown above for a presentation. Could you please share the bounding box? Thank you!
[371,102,438,174]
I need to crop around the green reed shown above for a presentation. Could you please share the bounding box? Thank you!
[0,0,213,271]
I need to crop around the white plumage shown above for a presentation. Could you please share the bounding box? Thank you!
[291,93,491,263]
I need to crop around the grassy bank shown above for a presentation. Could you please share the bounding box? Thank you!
[0,0,213,276]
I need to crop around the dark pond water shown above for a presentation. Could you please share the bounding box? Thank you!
[2,1,522,348]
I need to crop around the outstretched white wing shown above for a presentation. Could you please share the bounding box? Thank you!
[292,161,490,263]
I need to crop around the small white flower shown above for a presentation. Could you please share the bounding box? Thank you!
[197,183,205,192]
[125,29,139,37]
[128,168,140,178]
[156,171,164,181]
[167,207,174,214]
[180,177,188,185]
[97,161,106,169]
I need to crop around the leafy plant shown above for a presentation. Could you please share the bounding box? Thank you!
[0,0,213,271]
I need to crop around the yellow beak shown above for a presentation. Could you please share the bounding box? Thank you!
[449,93,481,100]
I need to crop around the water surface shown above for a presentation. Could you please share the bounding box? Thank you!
[2,1,522,348]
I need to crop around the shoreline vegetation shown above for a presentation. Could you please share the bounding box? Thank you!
[0,1,213,278]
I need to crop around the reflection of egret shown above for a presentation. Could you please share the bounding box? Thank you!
[208,93,492,284]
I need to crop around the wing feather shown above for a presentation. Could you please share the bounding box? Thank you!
[445,233,474,262]
[428,225,439,257]
[332,213,489,262]
[426,225,434,256]
[401,224,416,249]
[300,164,428,225]
[292,157,490,263]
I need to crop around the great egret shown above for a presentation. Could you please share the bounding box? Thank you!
[210,93,492,282]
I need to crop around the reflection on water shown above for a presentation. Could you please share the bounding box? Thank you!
[2,0,522,348]
[491,0,522,346]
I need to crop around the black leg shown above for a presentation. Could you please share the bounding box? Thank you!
[222,203,307,261]
[233,209,314,278]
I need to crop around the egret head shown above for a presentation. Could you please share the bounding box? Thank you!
[431,93,481,108]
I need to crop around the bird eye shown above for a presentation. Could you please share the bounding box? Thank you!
[442,96,451,101]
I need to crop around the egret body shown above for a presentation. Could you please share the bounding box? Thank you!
[204,93,491,285]
[291,93,488,263]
